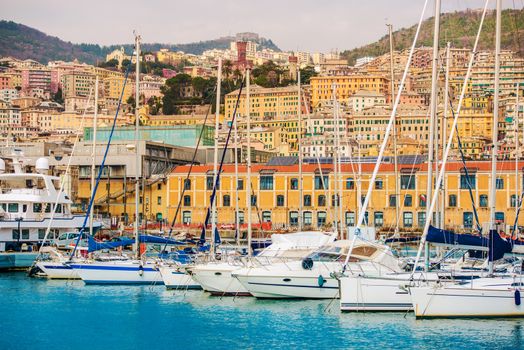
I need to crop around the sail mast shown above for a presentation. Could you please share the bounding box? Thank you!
[212,58,222,255]
[298,69,303,231]
[424,0,441,271]
[234,84,240,245]
[134,33,141,258]
[489,0,502,275]
[515,83,520,222]
[387,23,400,236]
[246,68,252,257]
[90,76,99,237]
[332,83,339,237]
[440,42,451,230]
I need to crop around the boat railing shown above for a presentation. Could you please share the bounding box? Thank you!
[0,188,49,196]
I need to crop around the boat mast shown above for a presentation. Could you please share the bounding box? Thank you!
[233,80,240,245]
[515,83,520,223]
[332,83,339,237]
[387,23,400,236]
[212,58,222,255]
[134,33,141,258]
[440,42,451,230]
[246,67,252,256]
[489,0,502,275]
[424,0,441,271]
[90,76,99,237]
[298,69,303,231]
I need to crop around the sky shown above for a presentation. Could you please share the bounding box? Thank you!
[2,0,523,52]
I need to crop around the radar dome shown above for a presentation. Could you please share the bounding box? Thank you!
[35,157,49,174]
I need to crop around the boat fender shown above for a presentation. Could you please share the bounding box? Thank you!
[302,258,314,270]
[318,275,326,287]
[138,264,144,276]
[515,289,521,306]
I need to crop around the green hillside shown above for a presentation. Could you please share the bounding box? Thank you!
[341,8,524,65]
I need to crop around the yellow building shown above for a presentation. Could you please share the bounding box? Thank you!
[224,85,307,121]
[237,118,297,152]
[310,75,389,108]
[156,50,186,66]
[250,127,283,151]
[103,76,133,101]
[39,112,133,132]
[166,161,524,234]
[61,71,95,97]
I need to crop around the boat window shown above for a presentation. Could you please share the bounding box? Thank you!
[33,203,42,213]
[306,246,346,262]
[8,203,19,213]
[21,229,29,240]
[45,204,51,213]
[58,233,68,240]
[12,229,19,240]
[38,229,46,239]
[1,203,6,211]
[22,204,27,213]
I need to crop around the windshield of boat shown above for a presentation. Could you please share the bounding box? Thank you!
[306,246,347,262]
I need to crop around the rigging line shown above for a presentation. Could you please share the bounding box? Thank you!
[199,78,245,246]
[159,88,216,254]
[69,65,132,260]
[33,87,94,263]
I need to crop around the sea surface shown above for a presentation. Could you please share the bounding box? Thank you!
[1,272,523,350]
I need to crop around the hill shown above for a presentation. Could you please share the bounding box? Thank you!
[0,20,280,64]
[341,8,524,65]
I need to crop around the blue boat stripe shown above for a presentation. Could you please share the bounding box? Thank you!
[83,280,164,285]
[247,281,338,289]
[43,265,72,270]
[70,265,157,272]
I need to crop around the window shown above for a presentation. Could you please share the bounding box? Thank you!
[276,195,285,207]
[262,211,272,223]
[182,211,191,225]
[237,211,245,224]
[318,195,326,207]
[183,195,191,206]
[374,212,383,227]
[460,174,476,189]
[315,175,328,190]
[317,211,327,227]
[331,194,340,207]
[12,229,19,240]
[303,211,312,226]
[419,194,426,207]
[289,211,298,226]
[157,196,162,205]
[21,229,29,240]
[463,212,473,228]
[54,204,62,214]
[184,179,191,190]
[389,195,397,207]
[495,178,504,189]
[223,195,231,207]
[417,212,426,228]
[33,203,42,213]
[449,194,457,207]
[237,179,244,190]
[304,195,312,207]
[495,212,505,224]
[38,229,46,240]
[403,212,413,227]
[346,212,355,227]
[346,178,354,189]
[206,176,214,190]
[290,178,299,190]
[375,178,383,189]
[251,195,257,207]
[8,203,18,213]
[400,175,415,190]
[260,175,274,190]
[479,194,488,207]
[511,194,518,208]
[404,195,412,207]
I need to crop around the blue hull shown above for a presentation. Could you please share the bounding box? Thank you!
[0,252,38,270]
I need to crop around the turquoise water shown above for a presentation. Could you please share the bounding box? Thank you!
[1,272,523,350]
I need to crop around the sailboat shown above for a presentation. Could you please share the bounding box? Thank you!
[410,0,524,318]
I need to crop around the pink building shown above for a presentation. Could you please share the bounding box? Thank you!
[21,69,51,93]
[162,69,177,79]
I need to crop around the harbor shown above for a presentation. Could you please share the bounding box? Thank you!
[2,0,524,348]
[1,272,523,350]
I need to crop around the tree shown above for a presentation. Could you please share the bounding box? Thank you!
[52,87,64,104]
[299,66,318,84]
[98,58,119,68]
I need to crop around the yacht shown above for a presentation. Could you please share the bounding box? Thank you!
[232,238,402,299]
[0,153,97,269]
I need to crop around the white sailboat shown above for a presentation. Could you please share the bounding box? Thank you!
[410,0,524,318]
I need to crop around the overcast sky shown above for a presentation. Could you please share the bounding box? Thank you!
[2,0,522,52]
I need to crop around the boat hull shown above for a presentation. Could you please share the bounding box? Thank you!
[36,261,79,279]
[71,262,163,285]
[190,264,251,296]
[411,278,524,318]
[159,266,201,290]
[0,252,38,270]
